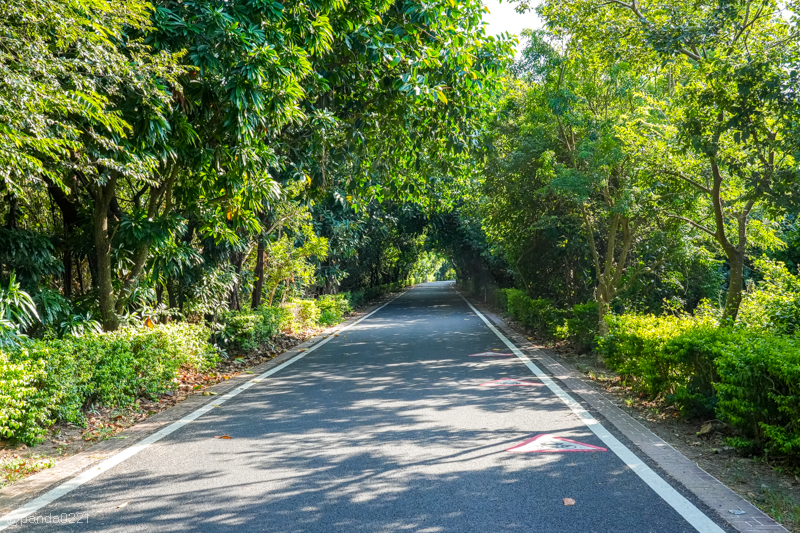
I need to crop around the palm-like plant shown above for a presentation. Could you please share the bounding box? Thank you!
[0,273,39,331]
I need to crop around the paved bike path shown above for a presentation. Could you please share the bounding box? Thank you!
[8,282,729,532]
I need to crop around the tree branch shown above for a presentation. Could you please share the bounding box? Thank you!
[666,214,716,237]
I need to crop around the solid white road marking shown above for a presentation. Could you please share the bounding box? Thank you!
[0,292,407,531]
[480,378,543,387]
[457,291,726,533]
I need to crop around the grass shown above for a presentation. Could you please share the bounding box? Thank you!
[759,487,800,529]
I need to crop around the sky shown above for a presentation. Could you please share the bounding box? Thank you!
[481,0,542,40]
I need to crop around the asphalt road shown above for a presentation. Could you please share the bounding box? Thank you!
[8,282,729,532]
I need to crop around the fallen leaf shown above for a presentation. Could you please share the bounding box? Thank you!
[117,501,129,509]
[697,422,713,435]
[214,435,233,439]
[245,371,254,374]
[211,404,221,409]
[563,498,575,506]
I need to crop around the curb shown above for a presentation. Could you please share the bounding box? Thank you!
[463,293,787,533]
[0,292,404,517]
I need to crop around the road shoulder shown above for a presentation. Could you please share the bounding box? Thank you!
[461,290,787,533]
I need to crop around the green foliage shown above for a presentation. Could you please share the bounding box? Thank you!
[0,274,38,332]
[559,302,599,353]
[599,311,800,459]
[738,258,800,336]
[715,334,800,459]
[216,307,293,352]
[598,313,724,417]
[0,324,217,444]
[316,294,352,326]
[286,300,322,333]
[499,289,564,340]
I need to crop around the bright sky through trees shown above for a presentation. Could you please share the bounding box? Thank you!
[482,0,542,39]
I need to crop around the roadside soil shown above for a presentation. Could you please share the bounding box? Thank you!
[496,311,800,532]
[0,307,371,490]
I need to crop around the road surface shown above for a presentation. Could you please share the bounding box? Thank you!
[6,282,730,532]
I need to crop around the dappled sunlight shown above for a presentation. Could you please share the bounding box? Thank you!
[16,283,696,533]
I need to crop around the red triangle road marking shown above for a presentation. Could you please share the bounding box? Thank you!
[469,352,514,357]
[480,378,543,387]
[507,434,607,453]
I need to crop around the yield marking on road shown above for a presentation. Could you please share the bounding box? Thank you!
[507,434,607,453]
[480,378,542,387]
[469,352,514,357]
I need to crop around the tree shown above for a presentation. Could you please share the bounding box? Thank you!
[539,0,800,321]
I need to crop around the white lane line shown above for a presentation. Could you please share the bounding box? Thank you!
[457,292,726,533]
[0,292,407,531]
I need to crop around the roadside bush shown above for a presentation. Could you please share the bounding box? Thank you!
[599,312,800,459]
[317,294,352,326]
[0,353,53,444]
[0,324,218,445]
[217,306,293,350]
[347,290,366,309]
[560,302,599,353]
[737,258,800,336]
[496,288,511,311]
[286,299,321,331]
[715,334,800,458]
[598,313,725,416]
[501,289,563,339]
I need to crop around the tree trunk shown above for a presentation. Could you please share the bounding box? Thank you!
[722,250,745,323]
[597,294,610,337]
[63,248,72,298]
[167,277,178,309]
[709,157,753,324]
[92,174,119,331]
[251,237,266,309]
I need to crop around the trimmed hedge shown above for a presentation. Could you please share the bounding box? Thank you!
[0,324,217,444]
[597,314,724,417]
[496,289,597,350]
[599,313,800,460]
[499,289,563,340]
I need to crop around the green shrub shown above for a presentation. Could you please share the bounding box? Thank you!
[503,289,563,339]
[346,291,366,309]
[598,313,725,416]
[0,323,217,444]
[0,352,52,444]
[715,333,800,458]
[286,299,320,331]
[317,294,352,326]
[561,302,599,353]
[218,306,293,350]
[496,288,511,311]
